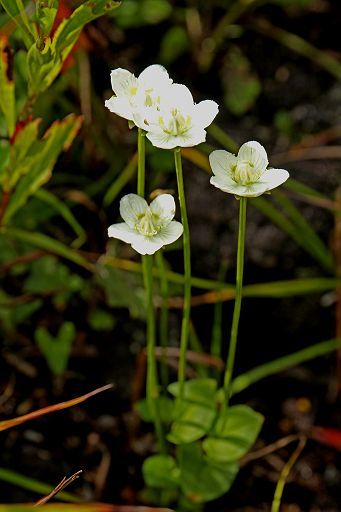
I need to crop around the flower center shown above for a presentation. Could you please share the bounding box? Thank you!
[135,208,161,236]
[232,161,261,185]
[159,108,192,136]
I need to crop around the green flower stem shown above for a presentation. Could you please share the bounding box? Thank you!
[223,197,247,407]
[137,128,146,197]
[137,127,164,452]
[174,148,191,401]
[156,250,169,389]
[142,254,165,453]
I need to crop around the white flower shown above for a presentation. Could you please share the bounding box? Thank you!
[105,64,173,122]
[108,194,183,255]
[209,141,289,198]
[133,83,219,149]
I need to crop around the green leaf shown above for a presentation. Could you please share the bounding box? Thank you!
[0,0,36,48]
[252,195,334,272]
[3,114,82,222]
[0,38,16,137]
[222,47,261,116]
[88,309,116,331]
[159,25,189,64]
[35,0,58,37]
[203,405,264,463]
[24,255,83,295]
[231,338,341,395]
[136,396,174,423]
[96,265,145,318]
[0,467,79,503]
[143,454,180,489]
[1,226,93,271]
[35,321,76,376]
[167,379,217,444]
[35,189,86,248]
[178,443,239,503]
[27,0,121,94]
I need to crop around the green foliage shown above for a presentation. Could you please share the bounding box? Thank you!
[168,379,217,444]
[203,405,264,462]
[27,0,120,95]
[178,443,239,503]
[2,115,82,223]
[35,321,76,376]
[222,47,261,116]
[143,454,180,490]
[112,0,172,28]
[159,26,189,64]
[0,38,15,137]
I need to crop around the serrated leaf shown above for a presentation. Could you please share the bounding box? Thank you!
[27,0,121,94]
[3,114,82,222]
[0,37,15,137]
[178,443,238,503]
[167,379,217,444]
[143,454,180,489]
[35,322,76,376]
[203,405,264,463]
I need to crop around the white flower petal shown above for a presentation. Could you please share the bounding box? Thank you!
[156,221,183,245]
[131,235,164,255]
[105,96,133,121]
[146,129,179,149]
[110,68,138,97]
[138,64,172,89]
[238,141,268,171]
[178,126,207,147]
[210,176,268,198]
[192,100,219,128]
[108,223,139,244]
[260,168,290,191]
[150,194,176,225]
[119,194,148,228]
[209,149,237,179]
[164,83,194,110]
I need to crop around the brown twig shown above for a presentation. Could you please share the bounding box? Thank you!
[34,470,83,506]
[240,434,300,466]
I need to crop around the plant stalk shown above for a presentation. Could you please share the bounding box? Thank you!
[223,197,247,407]
[174,148,191,401]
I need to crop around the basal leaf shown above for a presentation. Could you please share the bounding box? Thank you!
[0,37,15,137]
[167,379,217,444]
[203,405,264,463]
[178,443,238,503]
[35,322,76,376]
[143,454,180,489]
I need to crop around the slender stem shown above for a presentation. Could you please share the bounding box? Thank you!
[156,251,169,389]
[223,197,247,408]
[271,438,306,512]
[142,255,165,453]
[174,148,191,401]
[137,129,145,197]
